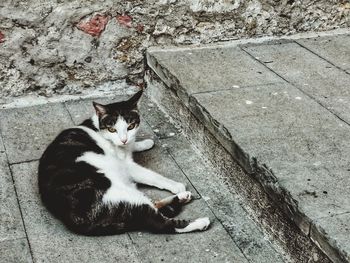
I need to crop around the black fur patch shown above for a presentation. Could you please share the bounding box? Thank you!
[80,119,98,131]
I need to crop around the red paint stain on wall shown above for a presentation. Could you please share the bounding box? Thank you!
[0,31,5,43]
[77,14,109,37]
[117,15,132,28]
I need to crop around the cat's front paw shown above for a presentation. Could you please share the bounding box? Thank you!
[134,139,155,152]
[142,139,155,151]
[170,183,186,194]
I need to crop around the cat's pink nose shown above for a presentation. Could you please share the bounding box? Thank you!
[121,139,127,144]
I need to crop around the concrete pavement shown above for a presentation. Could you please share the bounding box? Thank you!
[147,33,350,263]
[0,95,286,262]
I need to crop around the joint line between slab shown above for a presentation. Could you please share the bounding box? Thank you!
[295,40,350,76]
[240,45,350,127]
[9,158,40,166]
[63,102,76,125]
[0,129,35,263]
[165,147,251,262]
[125,233,143,263]
[241,45,350,261]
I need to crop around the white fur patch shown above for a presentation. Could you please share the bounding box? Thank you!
[133,139,154,152]
[76,151,153,206]
[99,116,139,147]
[75,124,152,206]
[177,191,192,203]
[175,217,210,233]
[91,114,99,130]
[74,120,185,207]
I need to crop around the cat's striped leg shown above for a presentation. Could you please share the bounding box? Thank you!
[154,191,192,218]
[130,163,186,194]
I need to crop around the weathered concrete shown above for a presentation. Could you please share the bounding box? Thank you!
[297,35,350,72]
[146,72,331,263]
[242,41,350,124]
[0,103,73,163]
[162,135,286,263]
[146,33,350,262]
[0,0,349,99]
[0,137,25,242]
[0,238,32,263]
[311,213,350,263]
[0,135,31,263]
[147,46,282,102]
[190,84,350,225]
[132,150,248,263]
[0,95,291,262]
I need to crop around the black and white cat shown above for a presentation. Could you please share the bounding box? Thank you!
[38,90,210,235]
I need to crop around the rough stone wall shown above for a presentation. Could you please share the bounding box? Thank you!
[0,0,349,99]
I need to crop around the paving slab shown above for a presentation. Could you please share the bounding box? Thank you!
[147,34,350,262]
[0,103,74,163]
[190,85,350,262]
[311,213,350,263]
[132,138,247,263]
[0,238,32,263]
[139,99,181,140]
[0,135,27,242]
[161,134,285,263]
[242,41,350,124]
[296,35,350,73]
[0,99,266,263]
[147,46,282,103]
[191,84,350,221]
[11,161,140,263]
[146,73,334,263]
[128,201,248,263]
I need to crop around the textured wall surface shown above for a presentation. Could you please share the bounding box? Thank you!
[0,0,349,99]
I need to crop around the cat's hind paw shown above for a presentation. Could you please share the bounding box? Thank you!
[175,217,211,233]
[170,183,186,194]
[177,191,192,203]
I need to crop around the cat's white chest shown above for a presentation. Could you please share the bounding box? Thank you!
[75,126,152,206]
[76,150,130,180]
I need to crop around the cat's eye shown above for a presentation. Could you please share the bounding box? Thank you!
[128,123,136,130]
[107,127,117,133]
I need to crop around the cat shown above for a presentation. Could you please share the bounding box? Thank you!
[38,89,210,236]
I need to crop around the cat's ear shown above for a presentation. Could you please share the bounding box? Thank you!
[93,102,107,117]
[127,89,143,109]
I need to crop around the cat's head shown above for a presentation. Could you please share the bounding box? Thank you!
[92,90,143,147]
